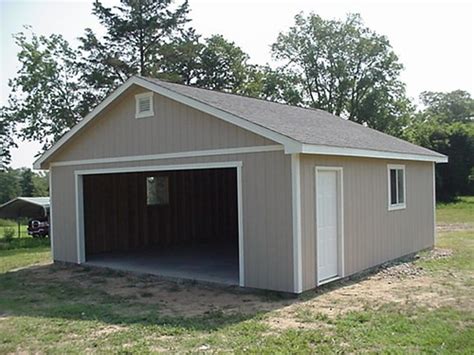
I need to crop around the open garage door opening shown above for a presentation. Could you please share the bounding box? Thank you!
[81,166,241,286]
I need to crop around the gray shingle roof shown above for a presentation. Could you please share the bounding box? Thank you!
[143,77,444,159]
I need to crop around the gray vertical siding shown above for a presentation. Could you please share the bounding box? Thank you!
[299,155,435,291]
[50,151,294,292]
[47,87,295,292]
[50,86,274,164]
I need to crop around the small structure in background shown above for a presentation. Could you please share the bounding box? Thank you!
[0,197,50,238]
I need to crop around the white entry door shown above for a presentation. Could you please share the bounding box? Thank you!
[316,169,340,283]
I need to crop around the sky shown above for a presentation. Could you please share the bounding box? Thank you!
[1,0,473,169]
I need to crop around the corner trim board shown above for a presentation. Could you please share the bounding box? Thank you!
[73,160,245,287]
[432,162,436,245]
[49,167,55,260]
[291,154,303,293]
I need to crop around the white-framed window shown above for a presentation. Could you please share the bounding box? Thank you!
[135,92,154,119]
[387,164,406,211]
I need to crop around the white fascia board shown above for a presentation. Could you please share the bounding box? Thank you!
[299,144,448,163]
[34,76,299,169]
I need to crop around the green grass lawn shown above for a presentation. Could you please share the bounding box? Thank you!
[0,199,473,353]
[437,196,474,224]
[0,238,51,273]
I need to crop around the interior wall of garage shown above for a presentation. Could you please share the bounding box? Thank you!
[83,168,238,255]
[299,155,435,291]
[50,151,294,292]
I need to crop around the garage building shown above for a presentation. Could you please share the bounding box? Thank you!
[34,76,447,293]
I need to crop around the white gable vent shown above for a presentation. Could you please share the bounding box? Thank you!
[135,92,154,119]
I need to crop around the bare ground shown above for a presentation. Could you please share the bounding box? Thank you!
[267,248,468,329]
[12,244,469,331]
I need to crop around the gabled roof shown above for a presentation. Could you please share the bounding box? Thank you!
[34,76,447,169]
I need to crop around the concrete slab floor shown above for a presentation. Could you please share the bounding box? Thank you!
[85,243,239,285]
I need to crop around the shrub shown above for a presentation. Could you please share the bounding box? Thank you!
[3,227,16,241]
[0,219,16,227]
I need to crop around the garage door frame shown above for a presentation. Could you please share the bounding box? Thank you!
[74,161,244,287]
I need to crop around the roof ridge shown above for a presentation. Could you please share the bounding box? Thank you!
[140,75,335,115]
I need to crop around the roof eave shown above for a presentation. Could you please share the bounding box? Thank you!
[296,144,448,163]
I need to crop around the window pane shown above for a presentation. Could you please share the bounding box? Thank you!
[397,169,404,204]
[147,176,169,205]
[146,177,158,205]
[155,176,169,205]
[390,169,397,205]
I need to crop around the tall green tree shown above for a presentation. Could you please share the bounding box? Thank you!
[32,171,49,197]
[403,91,474,200]
[79,0,191,93]
[272,13,411,135]
[0,168,48,203]
[157,33,266,95]
[2,0,193,162]
[19,168,35,197]
[0,114,16,170]
[241,66,303,105]
[0,169,21,204]
[195,35,252,93]
[419,90,474,124]
[2,30,88,152]
[155,28,204,84]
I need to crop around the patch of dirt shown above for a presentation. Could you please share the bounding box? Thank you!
[91,325,127,338]
[437,223,473,232]
[20,263,290,317]
[265,248,463,330]
[266,314,332,331]
[424,248,453,259]
[104,276,288,317]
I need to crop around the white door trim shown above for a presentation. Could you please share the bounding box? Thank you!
[315,166,344,286]
[74,160,245,287]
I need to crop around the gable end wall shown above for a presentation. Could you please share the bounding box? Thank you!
[50,86,277,164]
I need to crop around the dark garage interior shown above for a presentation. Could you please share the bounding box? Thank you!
[83,168,239,285]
